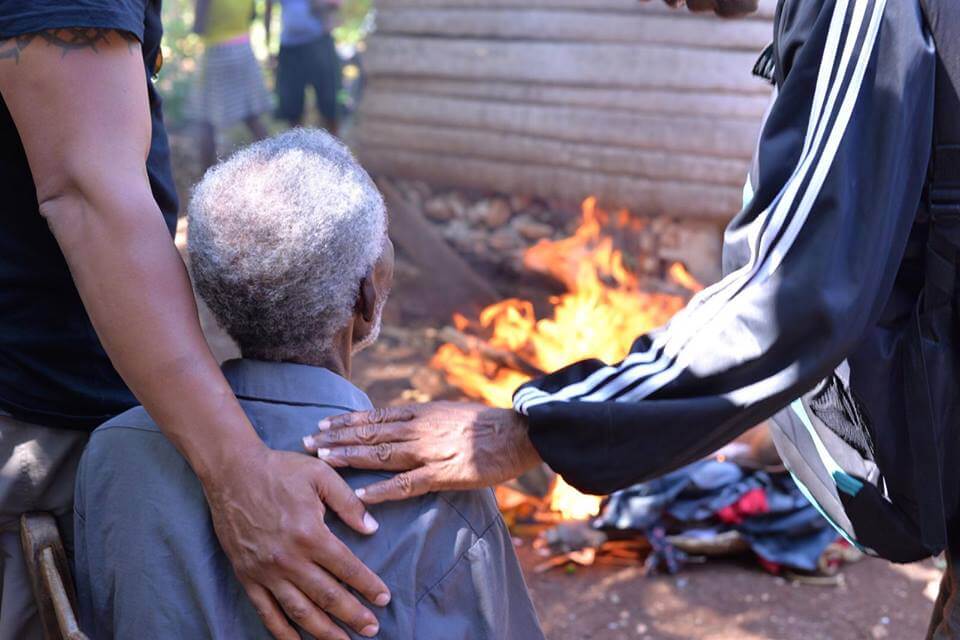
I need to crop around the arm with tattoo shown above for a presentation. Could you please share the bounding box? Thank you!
[0,28,138,62]
[0,28,389,640]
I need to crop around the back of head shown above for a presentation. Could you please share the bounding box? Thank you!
[187,129,387,361]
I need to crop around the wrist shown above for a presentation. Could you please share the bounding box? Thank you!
[510,411,542,472]
[193,433,266,486]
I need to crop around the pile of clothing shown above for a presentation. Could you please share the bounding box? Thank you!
[595,453,843,575]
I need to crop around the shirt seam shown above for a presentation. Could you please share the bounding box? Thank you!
[232,393,360,413]
[436,493,484,536]
[415,517,500,606]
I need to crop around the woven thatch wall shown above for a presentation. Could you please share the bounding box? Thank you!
[351,0,775,220]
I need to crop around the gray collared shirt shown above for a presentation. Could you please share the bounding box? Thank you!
[74,359,543,639]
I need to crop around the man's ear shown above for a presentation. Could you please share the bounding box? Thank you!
[358,275,377,324]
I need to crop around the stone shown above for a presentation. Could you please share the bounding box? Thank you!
[448,192,468,219]
[488,228,524,253]
[509,194,533,213]
[512,215,556,242]
[442,219,472,245]
[482,198,512,228]
[424,196,455,222]
[466,198,511,229]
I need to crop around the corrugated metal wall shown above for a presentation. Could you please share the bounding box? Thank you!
[351,0,775,220]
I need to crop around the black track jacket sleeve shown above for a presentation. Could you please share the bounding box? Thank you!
[513,0,936,495]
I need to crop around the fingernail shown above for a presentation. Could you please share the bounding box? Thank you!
[302,435,316,449]
[318,419,331,431]
[363,512,379,532]
[374,592,391,607]
[355,487,366,499]
[317,448,331,458]
[361,624,379,637]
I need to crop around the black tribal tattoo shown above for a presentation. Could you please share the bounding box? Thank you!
[0,28,137,63]
[0,33,37,63]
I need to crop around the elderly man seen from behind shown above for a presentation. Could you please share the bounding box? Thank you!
[72,129,544,640]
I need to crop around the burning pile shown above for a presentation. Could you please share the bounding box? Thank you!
[429,200,853,578]
[431,198,702,520]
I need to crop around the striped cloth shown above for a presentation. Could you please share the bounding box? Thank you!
[184,38,271,129]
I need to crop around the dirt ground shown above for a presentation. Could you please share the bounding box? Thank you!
[349,327,944,640]
[516,544,940,640]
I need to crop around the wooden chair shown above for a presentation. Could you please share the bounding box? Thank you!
[19,512,88,640]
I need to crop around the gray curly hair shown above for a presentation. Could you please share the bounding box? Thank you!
[187,129,387,361]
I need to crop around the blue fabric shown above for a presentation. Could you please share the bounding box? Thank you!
[74,360,544,639]
[279,0,327,46]
[595,459,838,572]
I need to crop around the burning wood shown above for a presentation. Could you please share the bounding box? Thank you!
[436,326,545,379]
[431,197,702,521]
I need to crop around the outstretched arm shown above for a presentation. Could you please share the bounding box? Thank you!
[306,0,935,500]
[509,0,935,493]
[0,27,386,640]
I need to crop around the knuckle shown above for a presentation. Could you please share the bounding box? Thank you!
[291,525,315,547]
[394,473,414,496]
[357,424,379,443]
[234,557,260,579]
[370,407,389,424]
[337,559,359,584]
[375,442,392,462]
[267,548,294,571]
[284,602,311,622]
[314,584,338,611]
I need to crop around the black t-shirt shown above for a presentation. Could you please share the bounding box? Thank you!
[0,1,178,429]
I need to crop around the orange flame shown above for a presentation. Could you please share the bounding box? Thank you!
[549,475,603,521]
[431,198,701,519]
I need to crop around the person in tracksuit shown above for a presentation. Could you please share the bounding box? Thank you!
[305,1,959,635]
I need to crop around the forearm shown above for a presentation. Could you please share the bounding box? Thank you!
[516,0,935,493]
[40,181,263,479]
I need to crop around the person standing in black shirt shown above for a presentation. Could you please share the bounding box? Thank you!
[0,3,389,638]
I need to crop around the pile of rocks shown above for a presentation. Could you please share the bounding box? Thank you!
[390,178,725,285]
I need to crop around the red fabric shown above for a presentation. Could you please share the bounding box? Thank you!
[716,488,769,524]
[756,556,782,575]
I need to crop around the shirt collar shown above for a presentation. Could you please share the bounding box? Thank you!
[221,359,373,413]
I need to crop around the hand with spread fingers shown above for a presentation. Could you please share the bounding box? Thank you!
[303,402,543,503]
[208,447,390,640]
[647,0,759,17]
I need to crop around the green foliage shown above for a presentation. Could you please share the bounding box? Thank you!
[158,0,205,128]
[334,0,374,46]
[157,0,373,127]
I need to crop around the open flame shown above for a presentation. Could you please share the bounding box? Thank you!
[432,197,701,520]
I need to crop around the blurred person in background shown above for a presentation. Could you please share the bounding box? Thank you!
[266,0,342,135]
[189,0,272,168]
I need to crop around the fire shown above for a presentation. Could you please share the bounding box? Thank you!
[549,475,604,521]
[431,197,701,519]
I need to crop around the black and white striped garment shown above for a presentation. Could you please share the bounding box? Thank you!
[184,39,272,129]
[513,0,937,495]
